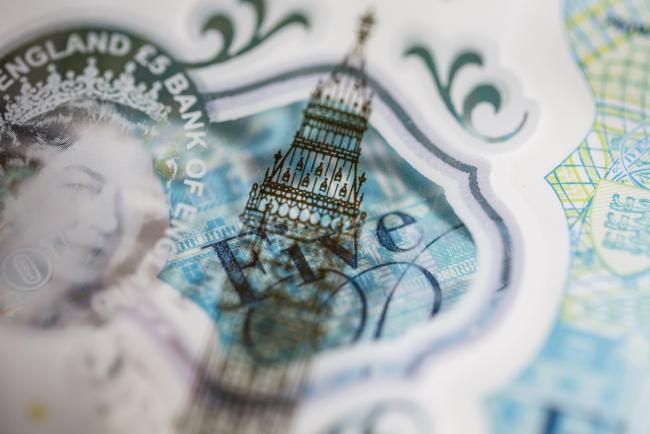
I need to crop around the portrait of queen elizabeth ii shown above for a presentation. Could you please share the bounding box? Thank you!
[0,98,170,326]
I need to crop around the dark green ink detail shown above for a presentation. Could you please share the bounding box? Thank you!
[404,45,528,144]
[181,0,310,68]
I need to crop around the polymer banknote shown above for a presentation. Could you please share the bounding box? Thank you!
[0,0,635,433]
[0,3,503,433]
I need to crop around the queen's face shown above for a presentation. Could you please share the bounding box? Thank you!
[3,123,164,287]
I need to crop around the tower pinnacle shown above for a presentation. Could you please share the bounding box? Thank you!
[357,9,376,53]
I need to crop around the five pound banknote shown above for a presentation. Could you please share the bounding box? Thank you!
[0,0,647,434]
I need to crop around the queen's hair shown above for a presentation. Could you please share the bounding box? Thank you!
[0,99,154,208]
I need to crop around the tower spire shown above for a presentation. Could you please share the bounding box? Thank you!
[331,8,376,94]
[356,9,376,55]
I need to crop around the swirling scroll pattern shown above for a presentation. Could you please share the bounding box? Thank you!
[404,45,529,144]
[182,0,310,68]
